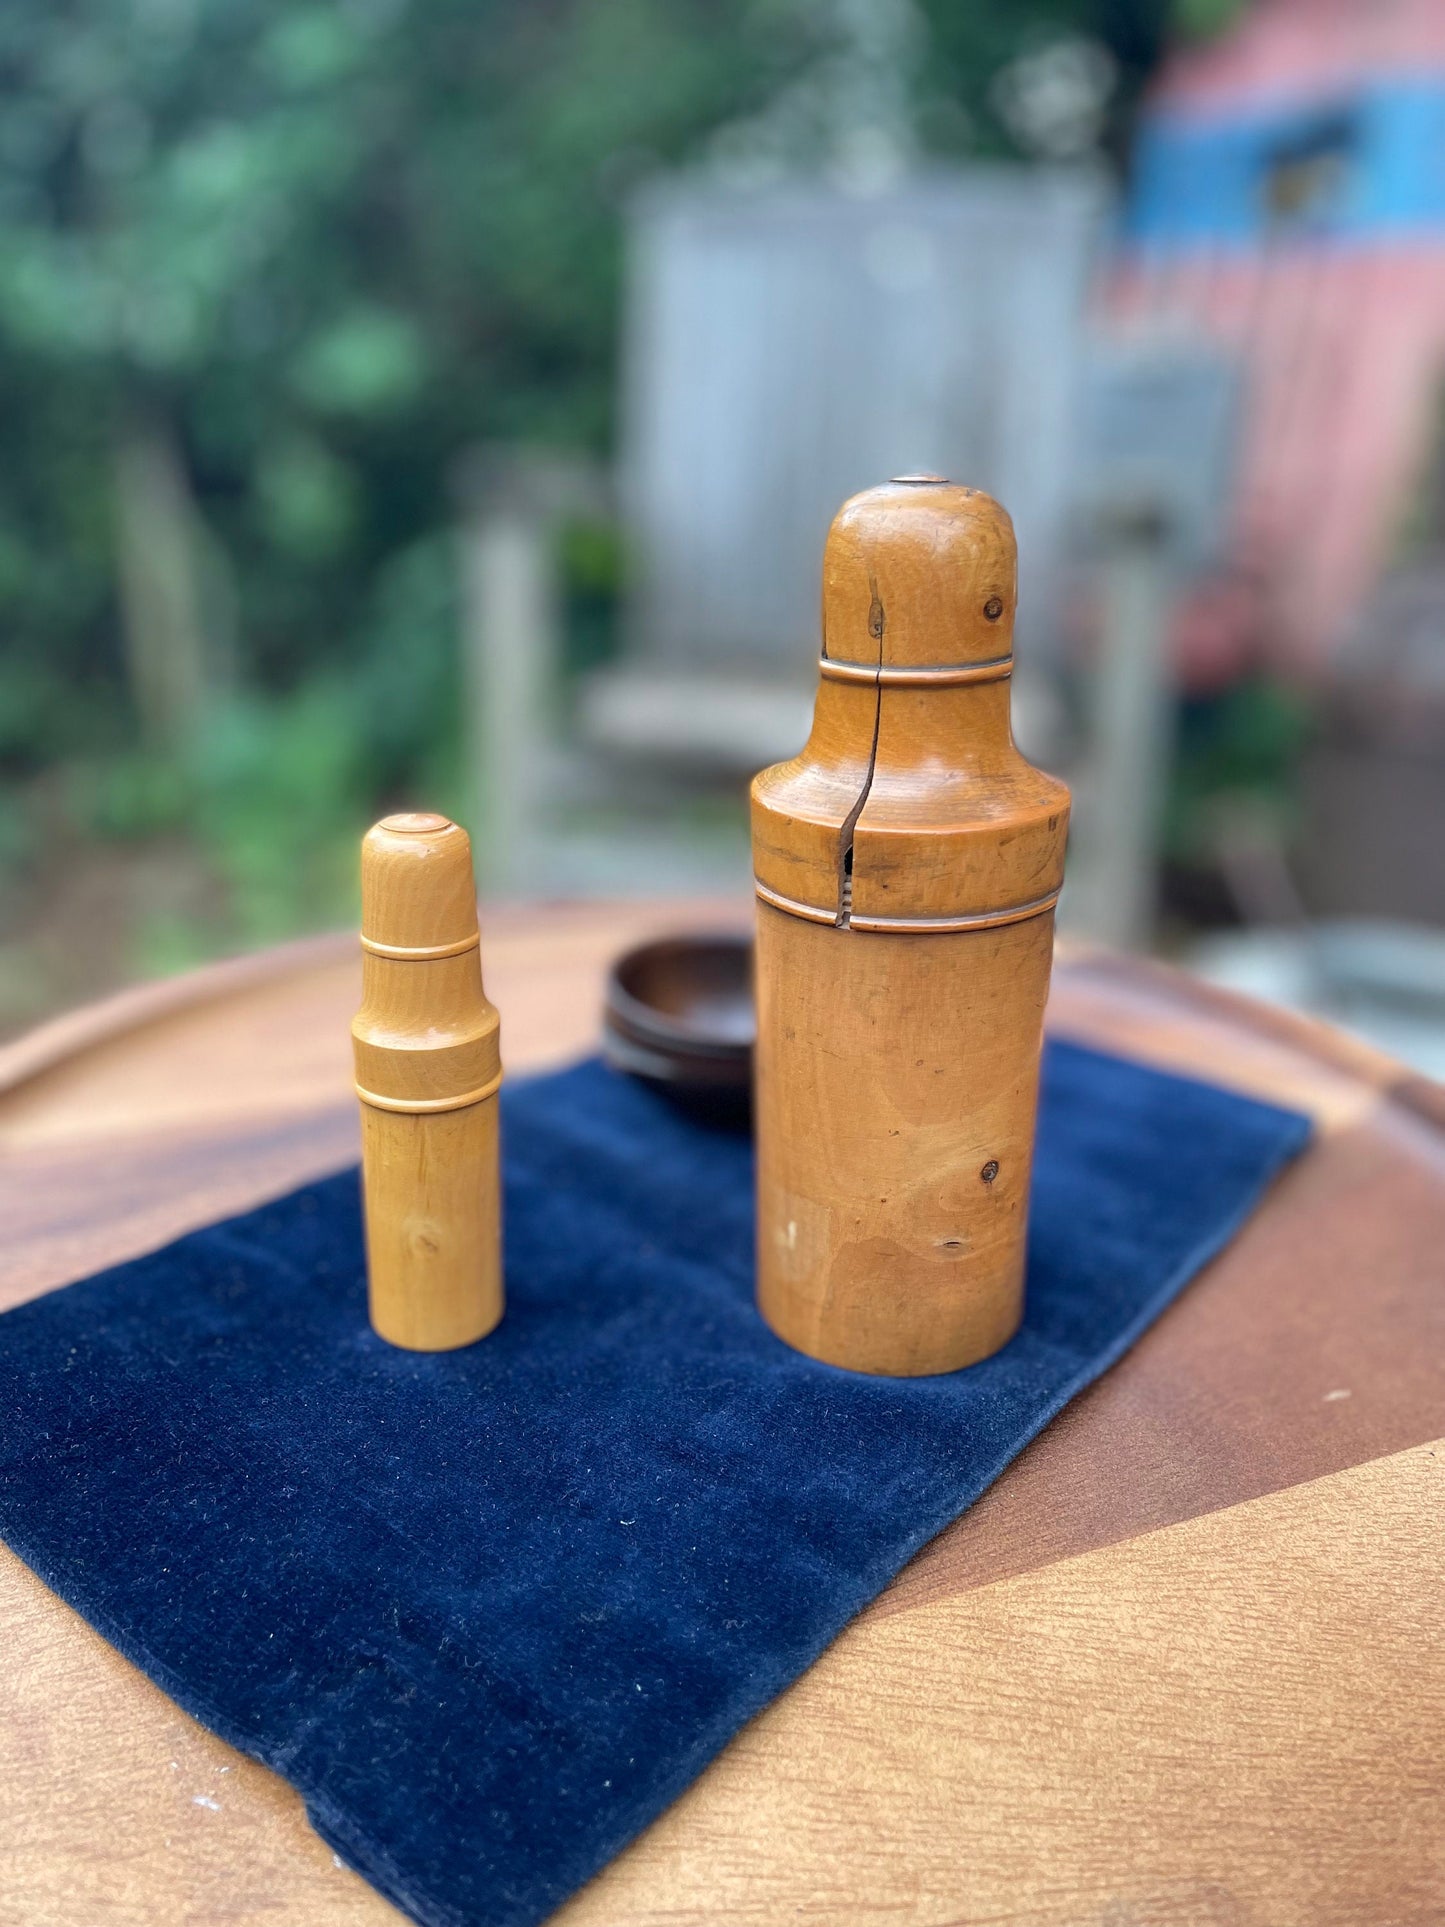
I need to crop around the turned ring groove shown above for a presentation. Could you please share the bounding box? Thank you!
[360,931,481,961]
[819,654,1014,688]
[755,880,1060,933]
[355,1069,504,1115]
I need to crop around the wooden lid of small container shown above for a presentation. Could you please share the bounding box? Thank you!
[359,815,481,960]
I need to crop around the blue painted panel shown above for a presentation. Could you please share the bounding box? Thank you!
[1125,81,1445,250]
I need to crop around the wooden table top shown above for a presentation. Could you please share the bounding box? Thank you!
[1,901,1442,1927]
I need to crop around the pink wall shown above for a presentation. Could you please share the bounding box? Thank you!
[1156,0,1445,120]
[1109,247,1445,679]
[1109,0,1445,681]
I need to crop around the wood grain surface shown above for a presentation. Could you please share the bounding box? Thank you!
[353,815,503,1350]
[750,480,1069,1375]
[1,901,1443,1927]
[755,901,1055,1373]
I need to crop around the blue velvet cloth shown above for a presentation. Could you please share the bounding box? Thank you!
[0,1044,1308,1927]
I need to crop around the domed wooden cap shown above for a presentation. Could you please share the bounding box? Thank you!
[823,477,1016,672]
[360,814,480,960]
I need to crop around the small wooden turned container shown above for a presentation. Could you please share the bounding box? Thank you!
[351,813,503,1351]
[751,478,1071,1376]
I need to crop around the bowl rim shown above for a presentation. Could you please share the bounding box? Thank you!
[604,931,754,1062]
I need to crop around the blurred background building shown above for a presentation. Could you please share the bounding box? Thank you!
[1,0,1442,1068]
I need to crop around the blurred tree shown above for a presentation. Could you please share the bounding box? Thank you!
[0,0,821,759]
[0,0,1222,1002]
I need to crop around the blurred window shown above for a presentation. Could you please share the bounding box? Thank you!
[1261,111,1358,230]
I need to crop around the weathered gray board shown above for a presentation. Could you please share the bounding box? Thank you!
[619,167,1110,679]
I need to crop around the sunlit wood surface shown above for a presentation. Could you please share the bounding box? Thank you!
[1,901,1442,1927]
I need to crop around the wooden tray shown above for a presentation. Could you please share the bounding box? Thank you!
[2,903,1442,1926]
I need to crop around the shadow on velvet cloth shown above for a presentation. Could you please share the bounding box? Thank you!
[0,1043,1310,1927]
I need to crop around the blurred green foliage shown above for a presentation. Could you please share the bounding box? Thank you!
[1167,678,1315,865]
[0,0,1209,1004]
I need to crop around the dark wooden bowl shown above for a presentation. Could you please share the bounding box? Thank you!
[602,933,754,1128]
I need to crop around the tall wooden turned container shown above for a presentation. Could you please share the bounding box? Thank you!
[752,477,1071,1376]
[351,812,503,1351]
